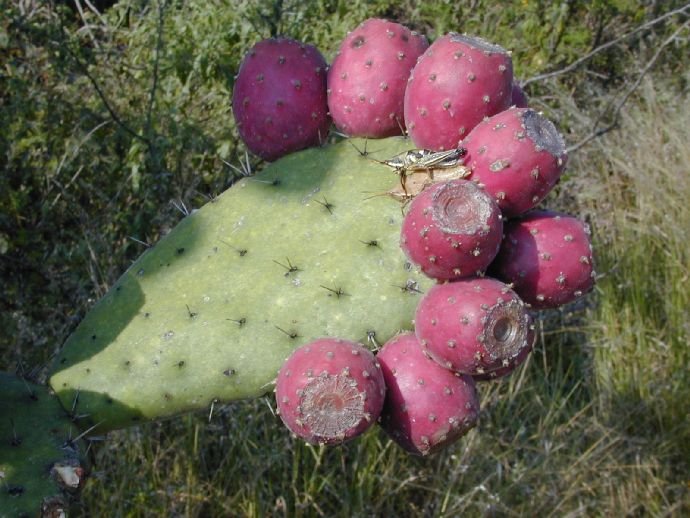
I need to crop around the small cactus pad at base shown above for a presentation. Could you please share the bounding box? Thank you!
[0,373,88,518]
[48,137,435,433]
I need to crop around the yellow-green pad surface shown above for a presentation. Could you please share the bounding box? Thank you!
[49,137,434,432]
[0,373,86,518]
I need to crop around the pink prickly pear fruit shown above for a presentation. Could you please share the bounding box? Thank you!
[232,37,330,161]
[511,82,528,107]
[472,340,532,381]
[415,277,535,377]
[404,33,513,151]
[275,338,386,444]
[377,332,479,456]
[400,179,503,280]
[490,210,595,309]
[328,18,428,137]
[463,107,567,217]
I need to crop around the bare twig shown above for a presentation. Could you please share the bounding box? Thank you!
[83,0,107,25]
[63,44,151,146]
[567,20,690,153]
[51,0,150,145]
[73,0,100,49]
[522,4,690,88]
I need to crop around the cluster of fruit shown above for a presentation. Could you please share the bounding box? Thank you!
[231,19,594,455]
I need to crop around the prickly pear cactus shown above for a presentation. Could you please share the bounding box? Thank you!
[0,373,87,518]
[48,137,435,433]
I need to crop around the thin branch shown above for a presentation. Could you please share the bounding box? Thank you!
[522,4,690,88]
[83,0,107,25]
[567,20,689,154]
[73,0,100,49]
[51,0,151,145]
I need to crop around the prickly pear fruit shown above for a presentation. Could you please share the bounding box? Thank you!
[232,37,330,161]
[463,107,567,217]
[490,210,595,309]
[0,372,88,518]
[511,82,528,107]
[400,179,503,280]
[48,137,434,433]
[377,333,479,456]
[404,33,513,151]
[275,338,385,444]
[327,18,428,137]
[415,278,534,376]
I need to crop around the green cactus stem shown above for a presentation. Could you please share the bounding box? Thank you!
[0,372,88,518]
[48,137,436,433]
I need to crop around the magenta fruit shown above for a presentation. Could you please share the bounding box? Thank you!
[232,37,330,161]
[415,278,535,376]
[275,338,385,444]
[404,33,513,151]
[400,179,503,280]
[328,18,428,137]
[463,107,567,217]
[511,82,528,108]
[490,210,595,309]
[377,332,479,456]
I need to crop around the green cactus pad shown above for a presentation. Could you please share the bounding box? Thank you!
[0,373,87,518]
[48,137,434,432]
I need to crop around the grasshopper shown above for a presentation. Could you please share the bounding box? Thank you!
[383,147,466,172]
[362,145,468,195]
[360,145,470,204]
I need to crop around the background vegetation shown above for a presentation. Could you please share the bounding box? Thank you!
[1,0,688,516]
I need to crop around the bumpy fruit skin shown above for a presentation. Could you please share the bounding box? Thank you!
[232,37,330,161]
[275,338,386,444]
[472,342,531,381]
[377,333,479,456]
[404,33,513,151]
[463,107,567,217]
[400,179,503,280]
[328,18,428,137]
[511,82,528,107]
[415,278,535,376]
[490,210,595,309]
